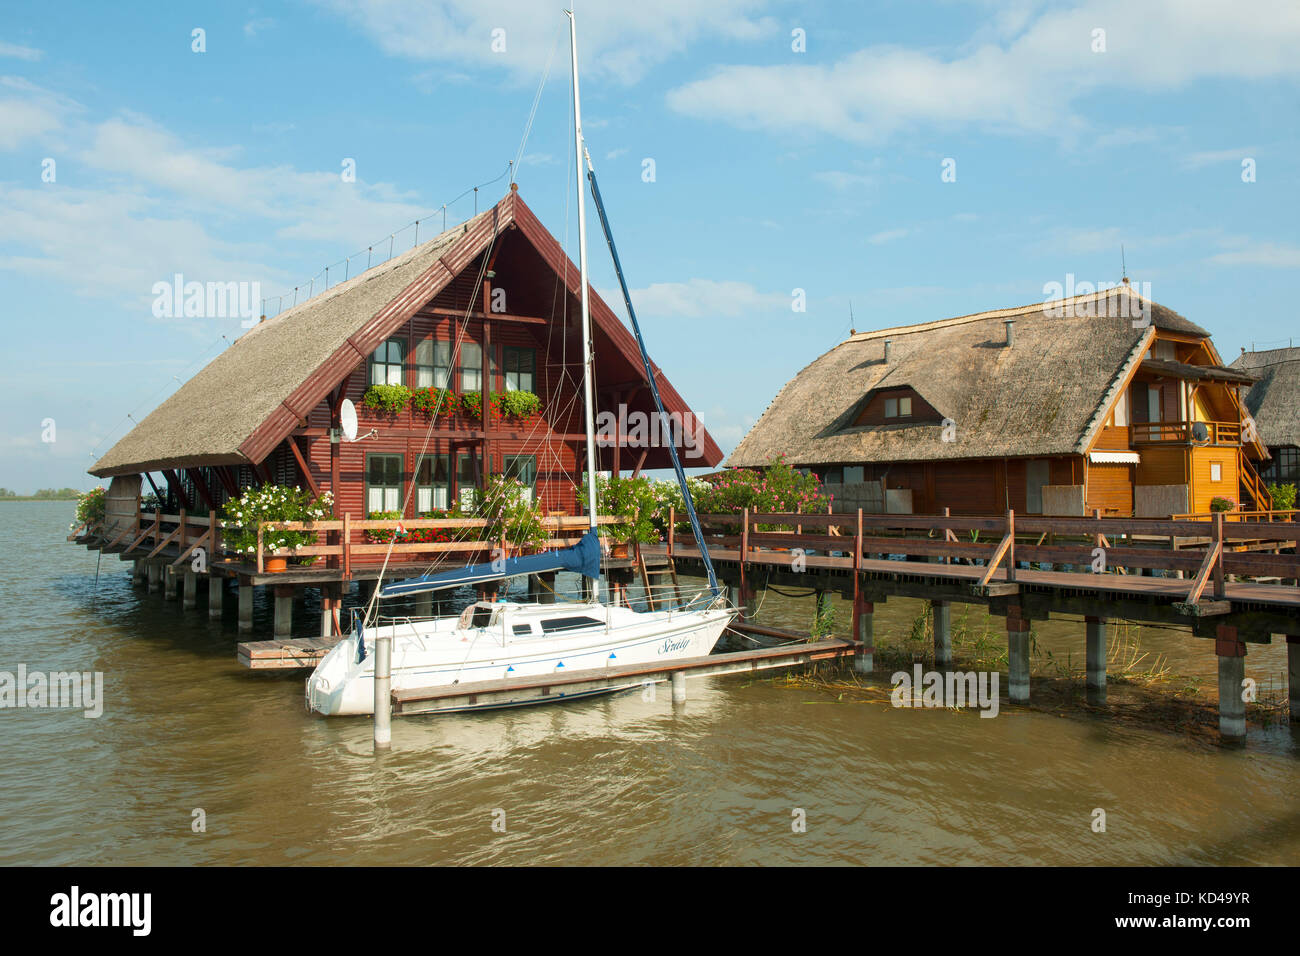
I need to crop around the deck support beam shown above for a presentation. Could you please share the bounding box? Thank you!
[163,565,179,601]
[1086,616,1107,705]
[182,570,198,610]
[1216,625,1247,739]
[853,595,874,674]
[208,575,224,619]
[132,559,146,587]
[273,586,293,638]
[932,600,951,666]
[238,581,254,633]
[1006,607,1030,704]
[147,562,162,593]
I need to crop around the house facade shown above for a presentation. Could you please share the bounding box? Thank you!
[1233,346,1300,489]
[89,187,722,534]
[728,285,1269,517]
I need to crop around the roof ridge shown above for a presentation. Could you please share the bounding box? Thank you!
[845,285,1142,342]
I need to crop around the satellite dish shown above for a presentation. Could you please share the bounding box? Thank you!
[340,399,359,442]
[1191,421,1209,443]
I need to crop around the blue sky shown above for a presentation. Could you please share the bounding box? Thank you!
[1,0,1297,491]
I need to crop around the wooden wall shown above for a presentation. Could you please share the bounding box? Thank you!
[1190,445,1239,512]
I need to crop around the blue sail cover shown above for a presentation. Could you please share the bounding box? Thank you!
[377,530,603,598]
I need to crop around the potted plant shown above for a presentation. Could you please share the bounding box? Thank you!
[71,486,106,535]
[491,389,542,422]
[220,485,333,571]
[1209,496,1237,514]
[457,390,483,421]
[361,383,412,415]
[410,387,454,418]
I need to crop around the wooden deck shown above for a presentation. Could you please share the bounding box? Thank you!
[238,637,342,669]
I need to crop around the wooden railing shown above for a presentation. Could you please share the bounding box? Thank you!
[221,514,623,575]
[1130,420,1242,444]
[1173,509,1297,522]
[661,507,1300,609]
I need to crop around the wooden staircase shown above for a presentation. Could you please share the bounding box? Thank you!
[1240,454,1273,511]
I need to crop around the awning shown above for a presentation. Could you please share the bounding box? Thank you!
[1089,451,1141,464]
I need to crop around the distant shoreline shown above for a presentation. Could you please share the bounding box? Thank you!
[0,497,79,502]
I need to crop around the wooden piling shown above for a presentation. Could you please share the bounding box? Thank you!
[273,586,293,638]
[1215,625,1246,739]
[1288,636,1299,723]
[208,574,224,619]
[238,580,254,633]
[182,570,197,610]
[374,633,392,750]
[1006,606,1030,703]
[932,600,952,665]
[1086,616,1107,705]
[853,595,874,674]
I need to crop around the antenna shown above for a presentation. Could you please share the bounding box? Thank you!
[1120,244,1127,283]
[849,299,856,336]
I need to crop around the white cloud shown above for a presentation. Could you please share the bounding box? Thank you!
[313,0,778,84]
[1208,241,1300,268]
[668,0,1300,143]
[244,18,275,38]
[1183,147,1256,169]
[610,278,787,319]
[867,228,910,245]
[0,76,78,150]
[0,40,42,61]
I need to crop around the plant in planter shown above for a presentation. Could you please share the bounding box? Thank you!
[457,390,483,420]
[474,476,547,552]
[410,386,454,418]
[491,389,542,421]
[364,509,459,544]
[1209,496,1237,513]
[220,485,333,567]
[72,486,106,532]
[362,383,412,415]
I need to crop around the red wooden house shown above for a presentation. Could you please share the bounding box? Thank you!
[89,186,722,550]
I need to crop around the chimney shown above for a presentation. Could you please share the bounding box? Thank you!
[883,339,893,363]
[1004,320,1015,348]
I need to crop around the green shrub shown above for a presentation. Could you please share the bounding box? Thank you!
[492,390,542,420]
[220,485,333,562]
[74,487,106,527]
[1209,496,1236,513]
[474,476,547,551]
[1267,482,1297,511]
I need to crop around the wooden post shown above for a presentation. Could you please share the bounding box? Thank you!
[342,512,351,580]
[667,505,675,557]
[1287,635,1299,724]
[238,579,254,633]
[273,585,293,637]
[1212,511,1225,599]
[1215,624,1246,739]
[256,521,264,574]
[853,595,874,674]
[374,631,392,751]
[932,600,951,665]
[1006,509,1016,583]
[1006,604,1030,703]
[208,574,224,619]
[1086,616,1107,705]
[182,569,198,610]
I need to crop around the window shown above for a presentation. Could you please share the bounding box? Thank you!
[539,615,604,634]
[822,466,843,484]
[504,347,536,392]
[366,454,403,513]
[884,398,898,418]
[369,339,405,386]
[457,342,483,392]
[414,339,451,389]
[1210,462,1222,482]
[1147,385,1162,424]
[415,454,451,513]
[899,396,912,417]
[844,466,864,484]
[503,454,537,503]
[456,452,479,510]
[1277,447,1299,482]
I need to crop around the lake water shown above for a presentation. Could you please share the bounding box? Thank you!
[2,501,1296,865]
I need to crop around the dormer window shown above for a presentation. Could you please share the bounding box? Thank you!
[852,386,936,427]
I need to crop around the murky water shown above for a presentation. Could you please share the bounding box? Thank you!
[2,502,1296,865]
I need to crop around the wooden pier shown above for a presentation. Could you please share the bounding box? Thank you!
[71,504,1300,740]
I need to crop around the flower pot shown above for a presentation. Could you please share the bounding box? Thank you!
[610,542,630,559]
[265,556,287,573]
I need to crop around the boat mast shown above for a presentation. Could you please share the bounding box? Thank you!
[567,9,600,533]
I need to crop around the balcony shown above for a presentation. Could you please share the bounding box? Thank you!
[1130,420,1241,446]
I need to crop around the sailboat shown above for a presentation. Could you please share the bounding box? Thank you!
[306,10,734,717]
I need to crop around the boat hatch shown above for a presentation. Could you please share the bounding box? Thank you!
[458,603,498,629]
[538,615,604,634]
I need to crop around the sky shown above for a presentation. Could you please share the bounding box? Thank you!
[1,0,1297,492]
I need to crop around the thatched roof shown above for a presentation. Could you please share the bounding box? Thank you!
[91,189,722,476]
[1231,346,1300,448]
[728,286,1208,467]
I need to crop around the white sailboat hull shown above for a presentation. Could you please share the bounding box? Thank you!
[307,601,734,716]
